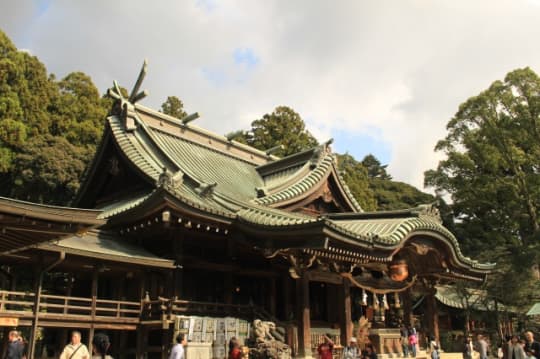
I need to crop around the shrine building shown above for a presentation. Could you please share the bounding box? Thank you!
[0,63,493,359]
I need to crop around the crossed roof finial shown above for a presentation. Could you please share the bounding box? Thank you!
[107,59,149,104]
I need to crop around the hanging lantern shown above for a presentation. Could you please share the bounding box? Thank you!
[361,289,368,306]
[394,292,401,308]
[373,293,379,310]
[389,259,409,282]
[382,294,389,310]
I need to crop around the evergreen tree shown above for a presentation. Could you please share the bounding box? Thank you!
[244,106,319,157]
[337,153,377,211]
[161,96,187,119]
[0,29,108,204]
[425,67,540,310]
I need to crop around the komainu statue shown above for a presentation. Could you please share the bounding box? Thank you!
[248,319,290,359]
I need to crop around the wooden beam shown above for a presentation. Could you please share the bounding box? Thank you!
[306,270,343,285]
[182,258,279,278]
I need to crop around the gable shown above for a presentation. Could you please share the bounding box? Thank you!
[75,132,154,209]
[279,171,361,215]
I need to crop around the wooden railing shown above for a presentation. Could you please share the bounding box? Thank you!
[0,290,140,321]
[0,289,280,325]
[141,297,281,324]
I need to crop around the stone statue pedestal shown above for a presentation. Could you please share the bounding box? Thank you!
[369,328,401,356]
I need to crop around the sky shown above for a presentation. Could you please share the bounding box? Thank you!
[1,0,540,190]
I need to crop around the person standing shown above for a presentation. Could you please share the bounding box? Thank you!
[400,325,409,357]
[91,333,112,359]
[431,345,440,359]
[507,335,526,359]
[408,327,418,358]
[524,332,540,359]
[60,331,90,359]
[476,335,489,359]
[169,334,187,359]
[228,337,241,359]
[463,336,474,359]
[343,337,359,359]
[317,334,334,359]
[5,330,25,359]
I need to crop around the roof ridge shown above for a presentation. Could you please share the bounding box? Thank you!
[134,104,279,165]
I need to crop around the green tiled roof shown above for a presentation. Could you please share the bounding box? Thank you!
[234,204,493,270]
[109,116,163,180]
[78,93,491,276]
[255,152,334,206]
[327,216,491,269]
[148,128,264,201]
[39,230,174,268]
[435,285,505,311]
[98,192,153,219]
[527,303,540,316]
[237,206,319,226]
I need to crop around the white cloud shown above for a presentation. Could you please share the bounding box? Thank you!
[1,0,540,191]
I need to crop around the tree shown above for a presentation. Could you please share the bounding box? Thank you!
[362,154,392,180]
[0,29,109,204]
[161,96,187,119]
[424,67,540,310]
[8,135,89,204]
[0,30,56,173]
[337,153,377,211]
[50,71,108,145]
[368,177,434,211]
[243,106,319,157]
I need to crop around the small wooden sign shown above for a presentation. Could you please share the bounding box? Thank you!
[0,317,19,326]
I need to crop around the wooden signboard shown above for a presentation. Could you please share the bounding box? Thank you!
[0,318,19,326]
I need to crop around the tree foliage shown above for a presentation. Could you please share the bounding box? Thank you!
[362,154,392,180]
[424,67,540,309]
[368,177,434,211]
[0,29,108,204]
[232,106,319,157]
[337,153,377,211]
[161,96,187,119]
[230,105,432,211]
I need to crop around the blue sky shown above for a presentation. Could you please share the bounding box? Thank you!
[332,129,391,165]
[2,0,540,189]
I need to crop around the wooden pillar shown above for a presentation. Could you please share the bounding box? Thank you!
[296,274,312,359]
[161,327,171,359]
[2,270,16,359]
[88,269,99,354]
[402,289,413,327]
[28,268,42,359]
[269,278,277,317]
[173,233,184,298]
[425,288,439,344]
[224,273,233,305]
[136,325,147,359]
[283,276,292,320]
[339,278,352,346]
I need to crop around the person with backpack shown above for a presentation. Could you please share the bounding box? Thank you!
[59,331,90,359]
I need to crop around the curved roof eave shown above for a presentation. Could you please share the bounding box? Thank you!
[254,151,363,212]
